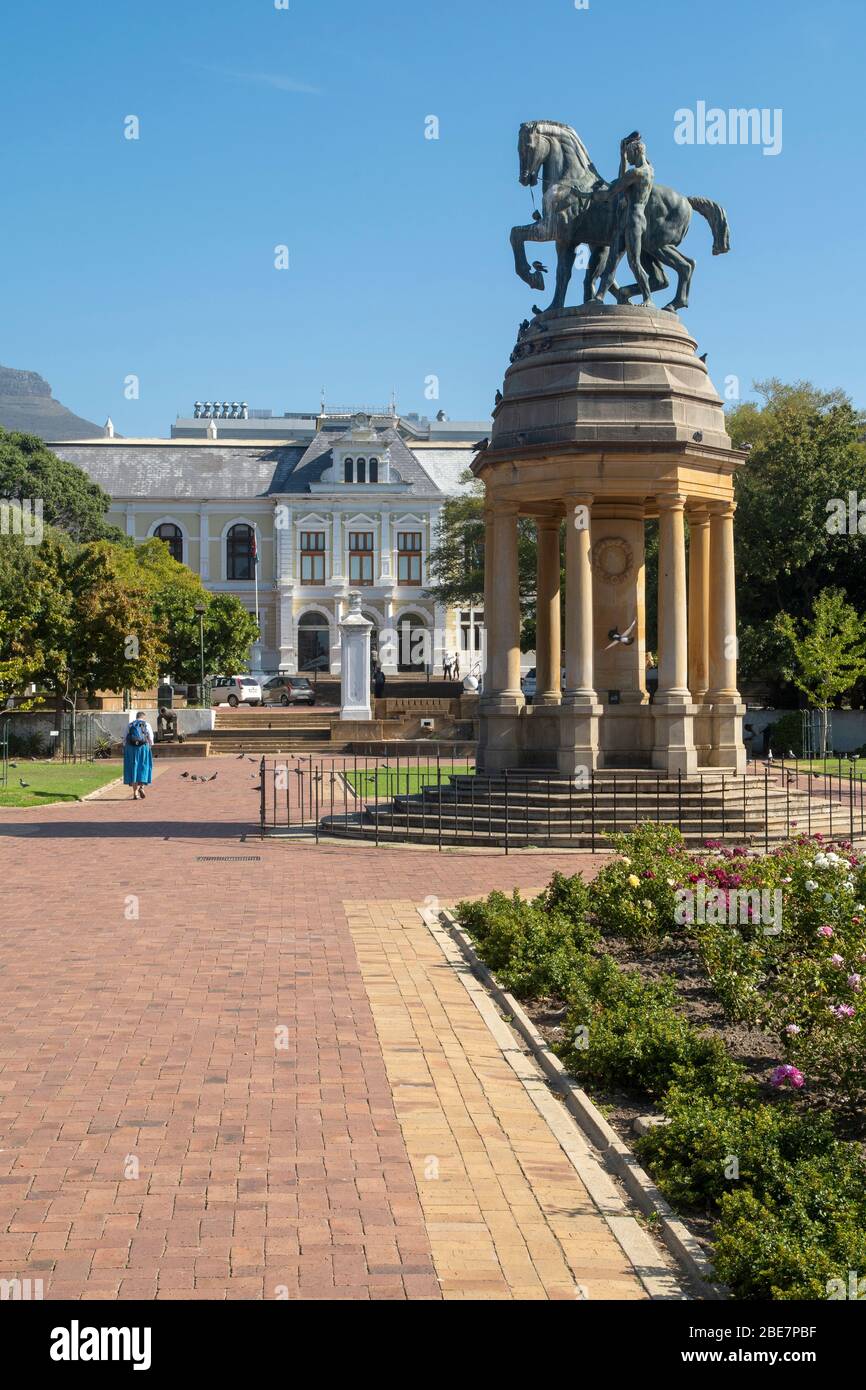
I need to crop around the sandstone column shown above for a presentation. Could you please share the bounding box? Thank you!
[563,496,596,702]
[652,494,697,774]
[706,499,746,772]
[707,502,740,701]
[558,496,600,774]
[534,517,561,705]
[482,504,494,693]
[656,495,690,700]
[477,498,523,772]
[491,501,522,701]
[687,508,710,701]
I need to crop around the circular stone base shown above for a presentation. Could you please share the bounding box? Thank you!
[491,301,731,454]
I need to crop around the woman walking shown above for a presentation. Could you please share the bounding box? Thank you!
[123,710,154,800]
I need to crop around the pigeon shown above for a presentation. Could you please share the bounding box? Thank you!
[18,778,30,787]
[605,620,637,649]
[531,305,543,316]
[236,753,246,760]
[181,771,190,779]
[699,352,708,363]
[531,260,549,273]
[190,775,199,782]
[207,773,218,782]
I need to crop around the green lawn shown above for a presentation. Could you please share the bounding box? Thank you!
[793,758,866,781]
[0,760,123,807]
[345,763,474,798]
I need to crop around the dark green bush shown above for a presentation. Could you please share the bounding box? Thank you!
[635,1085,845,1212]
[559,957,740,1099]
[454,889,588,999]
[533,871,598,951]
[764,710,804,759]
[713,1187,866,1301]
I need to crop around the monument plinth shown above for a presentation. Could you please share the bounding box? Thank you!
[476,302,747,776]
[339,592,373,722]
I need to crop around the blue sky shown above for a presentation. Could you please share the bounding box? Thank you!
[1,0,863,435]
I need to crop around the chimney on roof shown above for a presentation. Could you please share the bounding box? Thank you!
[206,418,218,439]
[104,417,115,439]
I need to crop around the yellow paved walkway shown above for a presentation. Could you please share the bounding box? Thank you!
[347,899,681,1300]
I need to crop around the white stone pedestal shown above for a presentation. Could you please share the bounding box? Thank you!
[339,591,372,721]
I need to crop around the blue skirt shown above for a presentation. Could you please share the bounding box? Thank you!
[123,743,153,785]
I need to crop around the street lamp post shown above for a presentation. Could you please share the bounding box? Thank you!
[194,603,206,703]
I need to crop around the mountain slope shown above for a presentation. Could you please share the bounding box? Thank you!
[0,364,103,440]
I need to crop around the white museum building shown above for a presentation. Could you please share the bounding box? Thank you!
[49,402,488,677]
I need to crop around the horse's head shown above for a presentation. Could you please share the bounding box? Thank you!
[518,122,549,187]
[518,121,600,190]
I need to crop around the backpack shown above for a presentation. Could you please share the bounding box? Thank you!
[128,720,148,748]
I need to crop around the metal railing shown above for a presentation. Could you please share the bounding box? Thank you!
[56,712,100,763]
[257,751,866,852]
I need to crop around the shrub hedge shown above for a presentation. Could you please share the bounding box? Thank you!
[453,835,866,1301]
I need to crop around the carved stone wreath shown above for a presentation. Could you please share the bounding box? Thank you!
[591,536,634,586]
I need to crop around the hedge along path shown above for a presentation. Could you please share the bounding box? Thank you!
[346,897,685,1300]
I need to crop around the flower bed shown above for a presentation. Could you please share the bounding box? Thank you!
[454,825,866,1300]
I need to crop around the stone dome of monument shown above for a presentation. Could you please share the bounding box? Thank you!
[490,302,731,455]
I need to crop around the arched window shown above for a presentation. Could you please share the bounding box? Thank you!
[227,523,255,581]
[297,611,331,672]
[344,457,354,484]
[369,457,379,483]
[153,522,183,564]
[356,457,366,484]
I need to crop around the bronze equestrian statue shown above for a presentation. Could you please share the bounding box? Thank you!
[510,121,730,313]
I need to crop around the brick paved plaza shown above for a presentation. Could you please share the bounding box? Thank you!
[0,759,682,1300]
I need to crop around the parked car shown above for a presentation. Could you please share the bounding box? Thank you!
[262,676,316,707]
[210,675,263,707]
[520,667,566,703]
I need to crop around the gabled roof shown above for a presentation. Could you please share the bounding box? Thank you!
[272,426,444,495]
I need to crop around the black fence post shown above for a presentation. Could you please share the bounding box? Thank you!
[437,753,442,852]
[504,775,509,856]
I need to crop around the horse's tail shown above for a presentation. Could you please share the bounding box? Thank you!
[687,196,730,255]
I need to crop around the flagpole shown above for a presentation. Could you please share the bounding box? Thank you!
[253,524,260,672]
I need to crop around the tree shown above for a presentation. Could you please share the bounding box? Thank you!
[0,532,166,715]
[63,542,167,705]
[132,537,260,681]
[0,530,73,707]
[198,594,261,682]
[0,428,123,542]
[426,472,550,650]
[728,379,866,692]
[775,589,866,754]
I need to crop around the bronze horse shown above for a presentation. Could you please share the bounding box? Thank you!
[510,121,730,313]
